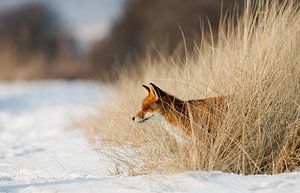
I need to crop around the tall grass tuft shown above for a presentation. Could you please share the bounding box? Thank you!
[85,0,300,175]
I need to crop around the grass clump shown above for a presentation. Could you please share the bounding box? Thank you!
[84,0,300,175]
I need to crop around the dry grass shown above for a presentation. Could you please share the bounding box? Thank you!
[84,0,300,175]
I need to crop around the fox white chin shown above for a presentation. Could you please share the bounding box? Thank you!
[133,112,189,143]
[132,112,157,123]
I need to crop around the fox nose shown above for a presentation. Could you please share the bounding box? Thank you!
[132,116,135,121]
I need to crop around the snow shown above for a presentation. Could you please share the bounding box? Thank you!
[0,81,299,193]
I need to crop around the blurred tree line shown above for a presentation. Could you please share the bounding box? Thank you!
[0,3,63,60]
[89,0,245,81]
[0,3,86,80]
[0,0,245,81]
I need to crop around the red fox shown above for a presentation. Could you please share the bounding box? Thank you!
[132,83,227,142]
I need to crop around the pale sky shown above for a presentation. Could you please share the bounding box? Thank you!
[0,0,125,44]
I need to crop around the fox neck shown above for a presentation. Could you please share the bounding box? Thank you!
[157,95,190,142]
[157,113,189,143]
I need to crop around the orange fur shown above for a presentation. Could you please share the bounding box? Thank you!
[133,83,227,141]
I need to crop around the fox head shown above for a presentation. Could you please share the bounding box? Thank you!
[132,83,169,123]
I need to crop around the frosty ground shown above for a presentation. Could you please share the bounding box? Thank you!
[0,81,299,193]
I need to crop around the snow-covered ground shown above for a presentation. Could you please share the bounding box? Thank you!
[0,81,299,193]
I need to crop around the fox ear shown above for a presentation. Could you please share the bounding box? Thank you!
[149,83,164,100]
[142,85,150,94]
